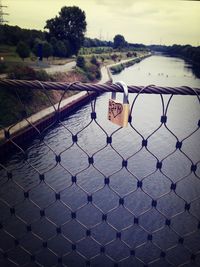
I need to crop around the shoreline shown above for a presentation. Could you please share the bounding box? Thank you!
[109,52,151,74]
[0,53,151,159]
[0,65,112,159]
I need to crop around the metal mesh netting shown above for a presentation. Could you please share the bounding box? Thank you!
[0,82,200,267]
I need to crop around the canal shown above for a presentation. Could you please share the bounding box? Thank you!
[0,54,200,266]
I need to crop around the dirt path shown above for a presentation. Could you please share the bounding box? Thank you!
[44,61,76,74]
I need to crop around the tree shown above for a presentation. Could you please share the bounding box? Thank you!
[76,56,85,68]
[63,39,71,57]
[90,55,98,66]
[0,25,44,46]
[32,38,43,57]
[54,40,67,58]
[43,42,53,59]
[113,34,126,49]
[49,37,57,57]
[16,41,30,61]
[45,6,87,55]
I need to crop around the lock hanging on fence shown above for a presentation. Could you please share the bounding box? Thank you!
[108,81,130,127]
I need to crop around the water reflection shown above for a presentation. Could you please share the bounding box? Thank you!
[113,54,200,87]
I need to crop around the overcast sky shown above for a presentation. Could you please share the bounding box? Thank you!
[4,0,200,46]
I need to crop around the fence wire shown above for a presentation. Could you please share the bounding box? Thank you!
[0,80,200,267]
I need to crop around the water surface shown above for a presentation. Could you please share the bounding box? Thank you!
[0,54,200,267]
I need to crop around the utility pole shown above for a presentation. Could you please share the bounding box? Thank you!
[99,29,102,41]
[0,0,9,25]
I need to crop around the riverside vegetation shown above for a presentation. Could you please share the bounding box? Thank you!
[0,23,148,128]
[1,5,198,129]
[0,49,149,127]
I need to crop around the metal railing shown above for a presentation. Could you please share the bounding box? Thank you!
[0,79,200,267]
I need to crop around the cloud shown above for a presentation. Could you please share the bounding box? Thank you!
[92,0,178,21]
[6,0,200,45]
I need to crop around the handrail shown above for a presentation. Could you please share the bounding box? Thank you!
[0,79,200,95]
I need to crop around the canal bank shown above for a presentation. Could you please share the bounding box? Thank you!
[0,53,150,159]
[109,53,151,74]
[0,55,199,267]
[0,65,112,159]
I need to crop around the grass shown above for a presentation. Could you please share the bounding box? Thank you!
[79,46,113,55]
[110,64,125,74]
[0,64,89,128]
[0,45,28,63]
[0,45,75,73]
[0,45,100,128]
[80,51,148,66]
[0,88,51,127]
[0,45,36,74]
[110,53,150,74]
[0,44,147,73]
[109,53,150,74]
[0,45,149,128]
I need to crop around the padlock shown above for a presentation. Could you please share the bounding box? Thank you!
[108,81,130,127]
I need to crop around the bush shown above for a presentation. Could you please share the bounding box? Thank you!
[86,63,101,81]
[86,72,96,81]
[0,61,7,73]
[54,40,67,58]
[95,48,103,54]
[8,65,36,80]
[76,56,85,68]
[30,55,37,61]
[126,51,133,57]
[101,56,105,62]
[110,64,124,74]
[35,69,50,81]
[90,55,98,65]
[95,69,101,79]
[90,55,100,67]
[16,41,30,60]
[43,42,53,59]
[111,54,118,62]
[7,65,50,81]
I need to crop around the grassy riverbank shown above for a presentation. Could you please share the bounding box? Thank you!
[109,53,151,74]
[0,46,149,128]
[0,67,87,127]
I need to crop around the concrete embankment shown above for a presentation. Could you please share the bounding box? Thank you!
[0,65,112,160]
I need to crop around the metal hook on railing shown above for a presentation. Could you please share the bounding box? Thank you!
[112,81,129,104]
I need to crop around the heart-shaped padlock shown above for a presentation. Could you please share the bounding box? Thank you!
[108,81,130,127]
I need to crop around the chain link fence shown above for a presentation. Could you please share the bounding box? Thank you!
[0,80,200,267]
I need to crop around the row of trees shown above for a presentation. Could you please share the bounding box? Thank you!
[16,40,55,61]
[149,44,200,65]
[15,34,133,61]
[15,39,71,60]
[83,37,113,48]
[0,24,132,57]
[0,24,45,47]
[0,26,71,60]
[1,6,87,60]
[167,44,200,64]
[1,5,147,62]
